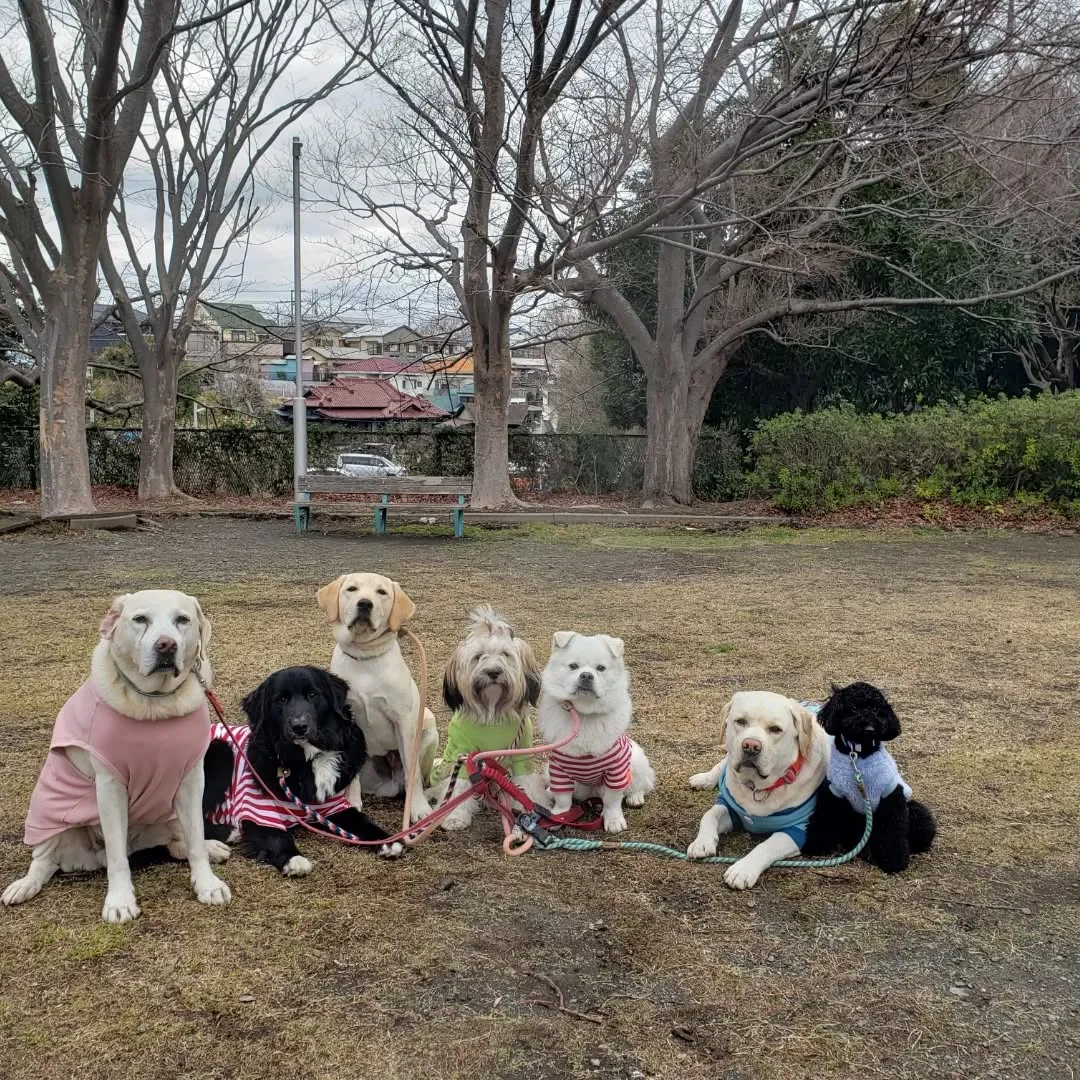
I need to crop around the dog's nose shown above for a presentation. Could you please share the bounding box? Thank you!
[741,737,762,756]
[154,636,177,656]
[288,717,311,737]
[578,670,595,683]
[484,667,501,680]
[355,598,373,612]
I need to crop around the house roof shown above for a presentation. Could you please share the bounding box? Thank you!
[93,302,149,325]
[331,357,412,373]
[438,401,530,429]
[200,301,277,332]
[424,355,473,375]
[280,378,447,422]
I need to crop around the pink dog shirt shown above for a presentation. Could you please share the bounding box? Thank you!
[548,733,633,793]
[23,679,211,846]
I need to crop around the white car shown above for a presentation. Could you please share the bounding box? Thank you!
[334,452,408,478]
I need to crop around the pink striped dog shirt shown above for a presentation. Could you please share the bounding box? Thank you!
[548,733,634,793]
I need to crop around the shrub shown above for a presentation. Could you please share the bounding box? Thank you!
[748,392,1080,513]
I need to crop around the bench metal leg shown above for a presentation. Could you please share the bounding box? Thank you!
[294,503,311,534]
[375,496,389,536]
[453,496,465,538]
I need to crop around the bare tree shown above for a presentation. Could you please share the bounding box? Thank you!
[320,0,644,507]
[97,0,374,501]
[969,63,1080,391]
[535,0,1080,503]
[0,0,246,517]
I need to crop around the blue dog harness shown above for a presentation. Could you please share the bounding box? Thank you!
[714,766,817,847]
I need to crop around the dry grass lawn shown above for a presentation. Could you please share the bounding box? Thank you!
[0,518,1077,1080]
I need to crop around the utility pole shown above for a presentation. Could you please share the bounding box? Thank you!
[292,137,308,528]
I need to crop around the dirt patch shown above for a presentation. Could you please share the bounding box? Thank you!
[1,522,1078,1079]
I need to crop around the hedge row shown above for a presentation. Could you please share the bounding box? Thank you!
[4,393,1078,513]
[748,392,1080,513]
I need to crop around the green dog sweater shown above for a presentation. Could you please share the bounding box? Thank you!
[429,712,534,784]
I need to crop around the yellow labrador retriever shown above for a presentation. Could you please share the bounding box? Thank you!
[316,573,438,823]
[3,590,230,923]
[687,691,829,889]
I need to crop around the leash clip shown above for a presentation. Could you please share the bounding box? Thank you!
[515,811,551,846]
[848,749,867,797]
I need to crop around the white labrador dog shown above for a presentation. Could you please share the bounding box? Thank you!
[3,590,230,923]
[317,573,438,824]
[687,690,829,889]
[536,632,655,833]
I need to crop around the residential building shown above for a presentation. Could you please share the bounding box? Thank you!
[275,377,448,428]
[260,353,316,386]
[195,301,283,373]
[89,303,149,354]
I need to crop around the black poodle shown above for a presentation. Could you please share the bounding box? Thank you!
[803,682,936,872]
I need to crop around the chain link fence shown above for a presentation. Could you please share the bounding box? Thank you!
[0,426,745,500]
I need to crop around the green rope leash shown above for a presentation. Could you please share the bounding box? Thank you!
[521,750,873,870]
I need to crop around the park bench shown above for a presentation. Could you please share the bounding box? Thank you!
[295,474,473,537]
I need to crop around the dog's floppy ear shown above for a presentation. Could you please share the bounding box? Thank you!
[192,598,212,681]
[791,701,817,761]
[603,635,625,660]
[442,658,464,712]
[878,699,902,741]
[552,630,577,651]
[719,699,733,746]
[387,581,416,632]
[100,595,130,638]
[315,576,346,622]
[240,677,270,733]
[324,670,355,725]
[520,640,543,706]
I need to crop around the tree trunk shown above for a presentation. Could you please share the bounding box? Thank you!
[138,342,180,501]
[137,332,185,501]
[469,304,518,508]
[38,274,97,519]
[641,354,717,506]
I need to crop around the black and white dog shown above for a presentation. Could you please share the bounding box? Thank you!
[804,682,936,873]
[203,666,403,876]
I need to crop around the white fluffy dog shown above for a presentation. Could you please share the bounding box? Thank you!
[428,606,543,831]
[536,631,655,833]
[687,690,829,890]
[3,590,231,923]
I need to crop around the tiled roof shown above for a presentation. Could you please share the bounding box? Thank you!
[200,301,277,331]
[288,378,447,421]
[325,356,414,373]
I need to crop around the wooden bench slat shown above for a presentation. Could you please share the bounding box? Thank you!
[302,474,471,495]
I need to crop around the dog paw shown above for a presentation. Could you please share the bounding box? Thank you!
[2,876,41,906]
[409,799,434,825]
[603,811,628,834]
[194,875,231,906]
[205,840,231,864]
[723,858,761,890]
[441,810,472,832]
[625,791,646,808]
[377,842,405,859]
[167,837,188,861]
[282,856,313,878]
[687,835,718,859]
[102,890,141,924]
[689,771,717,790]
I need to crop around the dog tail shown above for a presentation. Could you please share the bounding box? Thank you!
[468,604,515,639]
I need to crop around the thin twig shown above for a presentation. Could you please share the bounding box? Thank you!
[523,971,604,1025]
[922,896,1025,912]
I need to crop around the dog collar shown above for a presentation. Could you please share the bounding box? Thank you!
[113,663,180,699]
[337,630,398,661]
[755,753,806,796]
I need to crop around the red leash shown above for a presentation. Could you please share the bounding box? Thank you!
[204,688,604,852]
